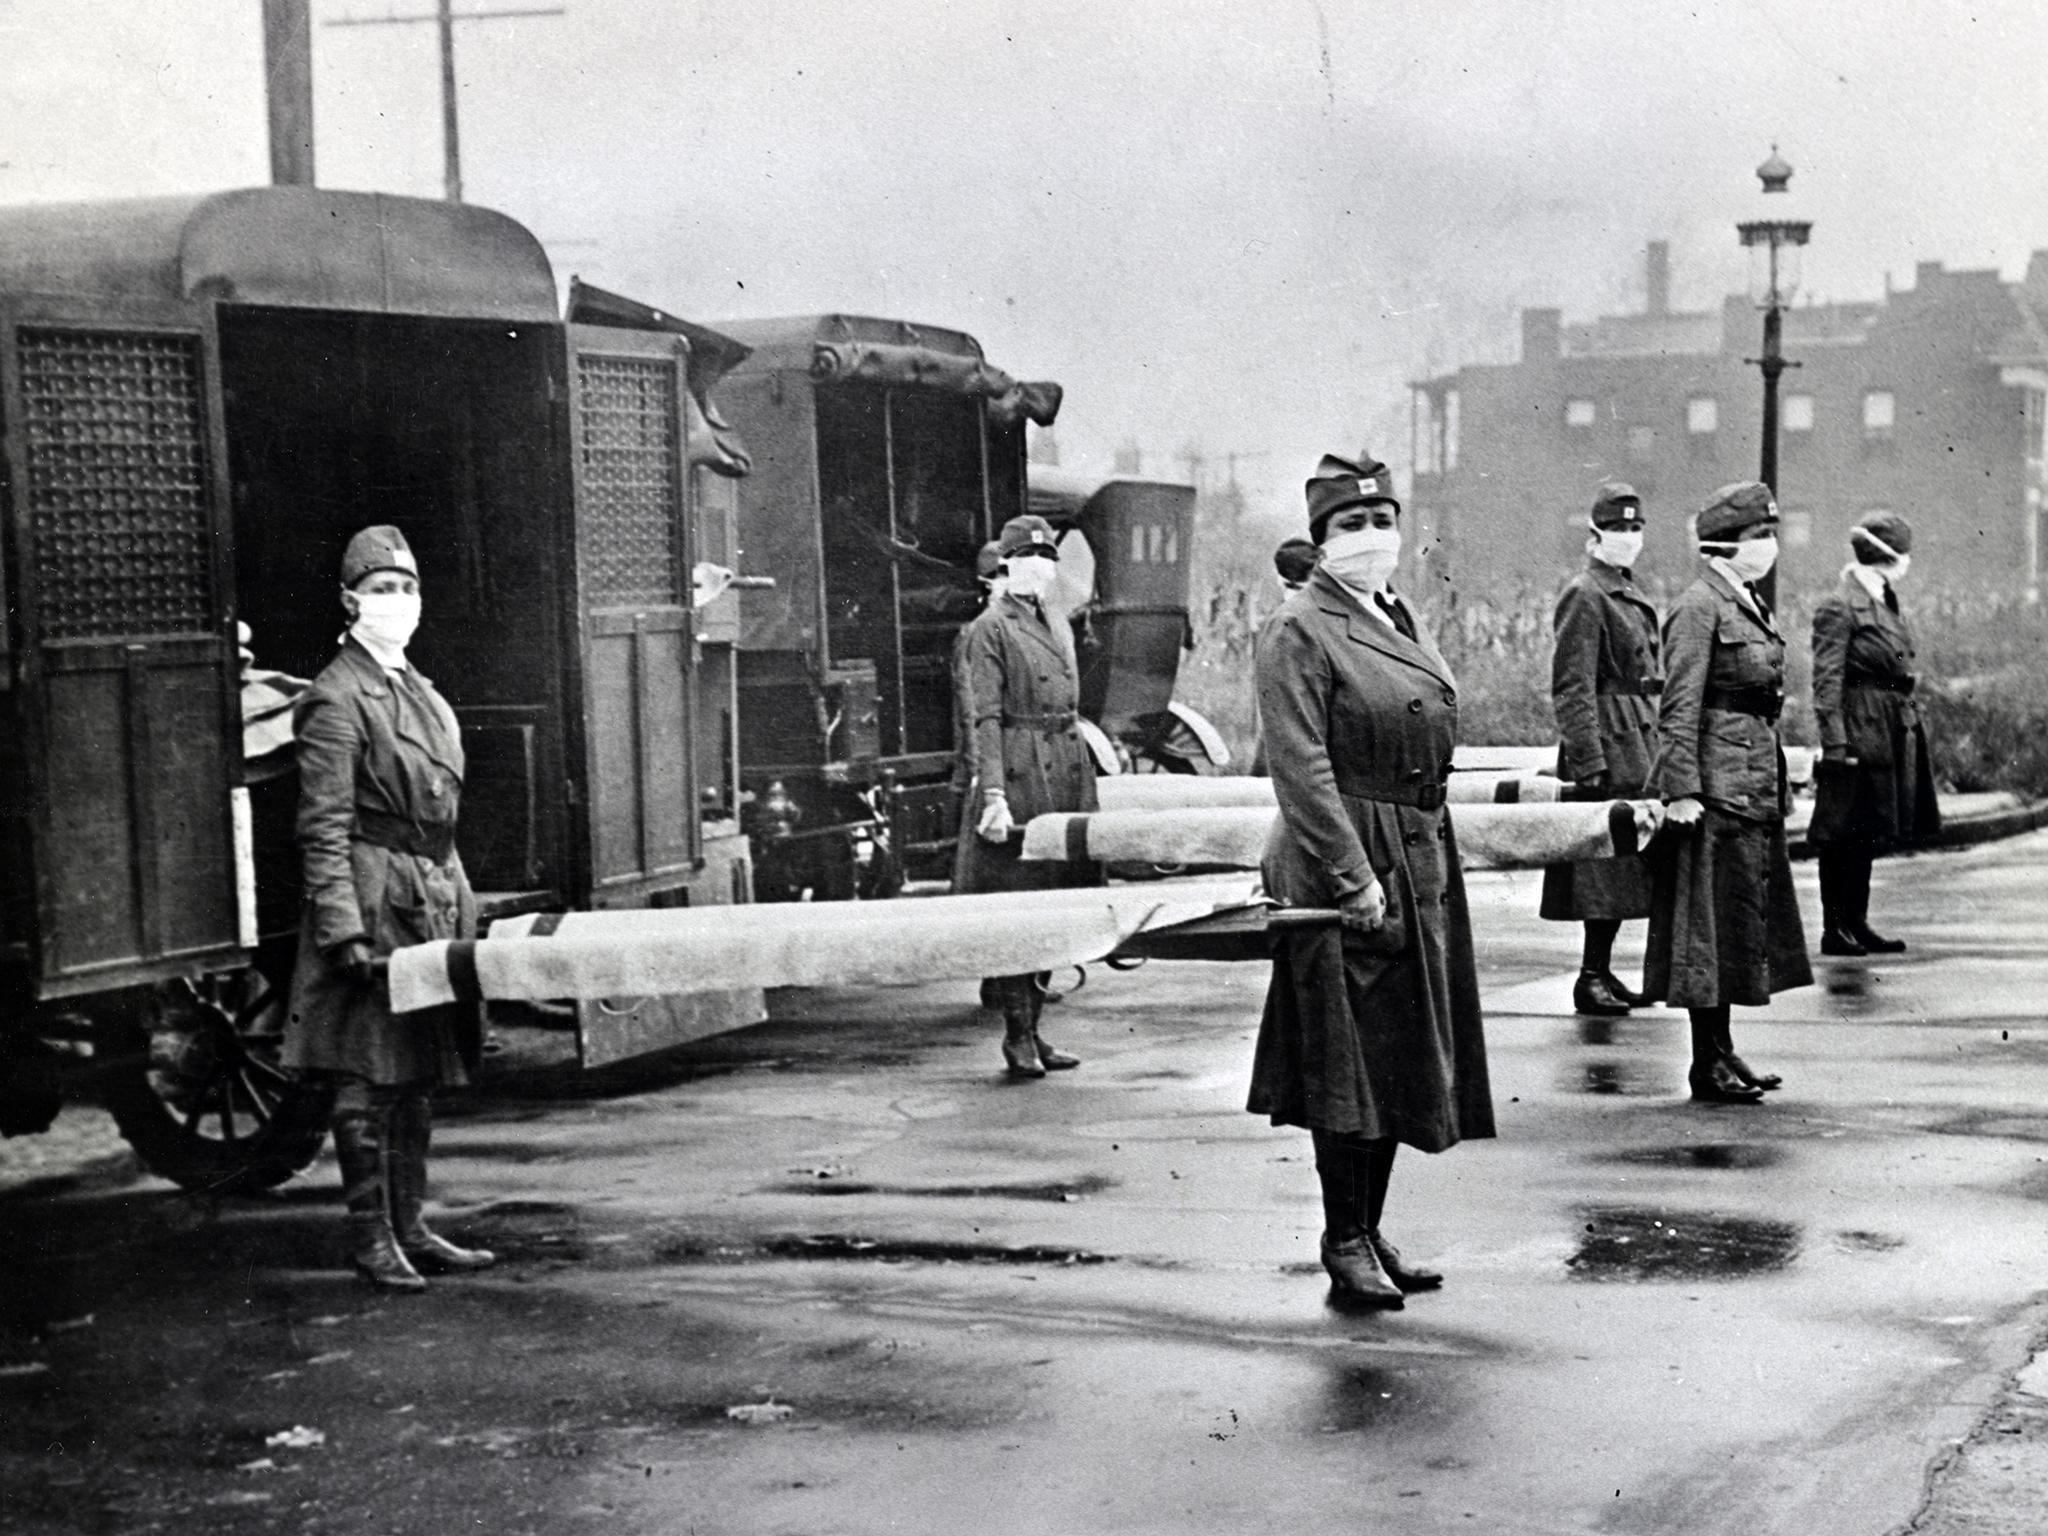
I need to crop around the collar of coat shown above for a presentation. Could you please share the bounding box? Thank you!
[1303,566,1455,687]
[1836,566,1909,633]
[1583,557,1659,615]
[334,637,464,776]
[1698,562,1783,641]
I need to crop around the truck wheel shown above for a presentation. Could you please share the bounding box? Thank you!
[103,951,330,1194]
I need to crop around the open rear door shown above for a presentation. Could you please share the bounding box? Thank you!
[564,321,762,1063]
[1,308,244,997]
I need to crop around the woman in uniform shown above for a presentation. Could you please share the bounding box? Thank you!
[957,514,1100,1079]
[1249,452,1492,1308]
[284,525,496,1291]
[1541,482,1662,1014]
[1808,511,1939,955]
[1643,483,1813,1105]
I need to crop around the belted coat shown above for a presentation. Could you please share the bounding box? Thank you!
[953,592,1100,895]
[1245,569,1492,1153]
[1808,570,1940,852]
[1541,559,1661,921]
[1642,567,1812,1007]
[284,638,479,1086]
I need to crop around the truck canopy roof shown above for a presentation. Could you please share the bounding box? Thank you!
[0,186,557,321]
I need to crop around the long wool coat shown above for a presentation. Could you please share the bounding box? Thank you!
[953,591,1100,895]
[1641,568,1812,1007]
[1246,569,1493,1152]
[283,639,479,1086]
[1540,559,1661,922]
[1809,570,1940,853]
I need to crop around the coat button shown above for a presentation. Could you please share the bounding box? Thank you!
[1408,698,1424,714]
[1404,830,1421,846]
[1438,821,1449,841]
[1439,891,1452,906]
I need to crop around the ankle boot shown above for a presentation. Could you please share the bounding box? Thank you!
[998,979,1046,1078]
[332,1108,426,1292]
[1320,1233,1405,1306]
[388,1095,495,1272]
[1368,1230,1443,1292]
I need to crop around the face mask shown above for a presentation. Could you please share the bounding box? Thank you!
[1320,526,1402,592]
[1590,527,1644,569]
[1714,536,1779,582]
[1882,553,1911,584]
[1004,556,1055,600]
[350,589,422,652]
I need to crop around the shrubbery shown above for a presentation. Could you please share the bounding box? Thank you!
[1176,502,2048,802]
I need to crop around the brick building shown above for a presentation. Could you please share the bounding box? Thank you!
[1409,242,2048,604]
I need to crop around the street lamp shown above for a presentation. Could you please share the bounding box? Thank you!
[1737,146,1811,604]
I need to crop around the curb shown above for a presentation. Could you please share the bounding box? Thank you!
[1789,799,2048,861]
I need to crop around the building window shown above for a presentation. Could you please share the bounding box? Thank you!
[1863,389,1896,454]
[1565,397,1597,429]
[1783,393,1815,433]
[1781,506,1814,549]
[1627,424,1656,462]
[1686,397,1718,435]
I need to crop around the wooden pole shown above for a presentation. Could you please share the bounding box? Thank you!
[262,0,316,186]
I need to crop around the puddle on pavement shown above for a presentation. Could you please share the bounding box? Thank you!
[773,1175,1117,1202]
[1933,1112,2048,1144]
[1833,1229,1906,1253]
[1606,1142,1784,1171]
[757,1233,1113,1266]
[1562,1060,1671,1097]
[1566,1206,1799,1281]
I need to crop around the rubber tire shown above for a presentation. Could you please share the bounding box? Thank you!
[103,946,331,1195]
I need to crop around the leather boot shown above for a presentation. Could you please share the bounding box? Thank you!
[1572,970,1632,1016]
[1715,1013,1781,1092]
[998,979,1046,1079]
[388,1094,495,1273]
[1599,972,1647,1008]
[1368,1231,1443,1293]
[1820,927,1868,957]
[1320,1235,1405,1307]
[1026,978,1079,1070]
[1688,1060,1766,1105]
[332,1107,426,1292]
[1852,922,1905,955]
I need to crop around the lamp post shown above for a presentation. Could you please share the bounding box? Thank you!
[1737,147,1811,606]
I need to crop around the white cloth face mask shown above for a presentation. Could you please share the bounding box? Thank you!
[1882,553,1911,583]
[1717,536,1779,582]
[1590,527,1644,568]
[1004,556,1055,599]
[1320,526,1402,592]
[351,590,422,652]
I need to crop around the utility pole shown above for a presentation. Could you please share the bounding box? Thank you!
[325,2,565,203]
[262,0,316,185]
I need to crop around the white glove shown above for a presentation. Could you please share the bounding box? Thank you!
[976,795,1016,844]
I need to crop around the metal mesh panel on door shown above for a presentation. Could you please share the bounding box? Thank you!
[19,328,213,640]
[576,353,683,607]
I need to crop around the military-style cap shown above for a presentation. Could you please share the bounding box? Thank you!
[339,525,418,588]
[1696,481,1779,543]
[974,540,1004,580]
[1273,536,1321,585]
[997,514,1059,559]
[1851,509,1913,559]
[1589,481,1642,528]
[1305,451,1399,540]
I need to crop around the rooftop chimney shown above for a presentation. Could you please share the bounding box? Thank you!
[1646,240,1671,317]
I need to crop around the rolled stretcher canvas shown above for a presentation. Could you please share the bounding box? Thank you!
[1095,772,1567,814]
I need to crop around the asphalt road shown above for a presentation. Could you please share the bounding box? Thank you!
[6,833,2048,1535]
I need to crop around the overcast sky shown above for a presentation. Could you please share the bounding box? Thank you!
[5,0,2045,515]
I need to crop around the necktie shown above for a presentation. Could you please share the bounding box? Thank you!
[1883,582,1899,614]
[1375,592,1417,642]
[1745,582,1774,626]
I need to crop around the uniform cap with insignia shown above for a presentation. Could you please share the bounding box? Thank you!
[1696,481,1779,543]
[997,513,1059,559]
[1851,509,1913,559]
[1589,481,1643,528]
[1305,451,1400,541]
[339,525,419,588]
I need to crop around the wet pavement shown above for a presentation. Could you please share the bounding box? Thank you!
[6,832,2048,1534]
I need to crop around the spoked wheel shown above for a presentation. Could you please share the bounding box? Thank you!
[104,949,330,1194]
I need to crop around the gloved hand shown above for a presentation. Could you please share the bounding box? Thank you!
[1821,744,1855,766]
[1338,877,1387,933]
[976,794,1016,844]
[1664,795,1706,828]
[330,937,378,989]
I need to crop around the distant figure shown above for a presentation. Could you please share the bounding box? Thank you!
[1808,511,1940,955]
[284,526,496,1291]
[1249,451,1490,1309]
[1643,483,1812,1105]
[1273,536,1321,594]
[950,539,1007,874]
[956,515,1101,1079]
[1540,482,1662,1015]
